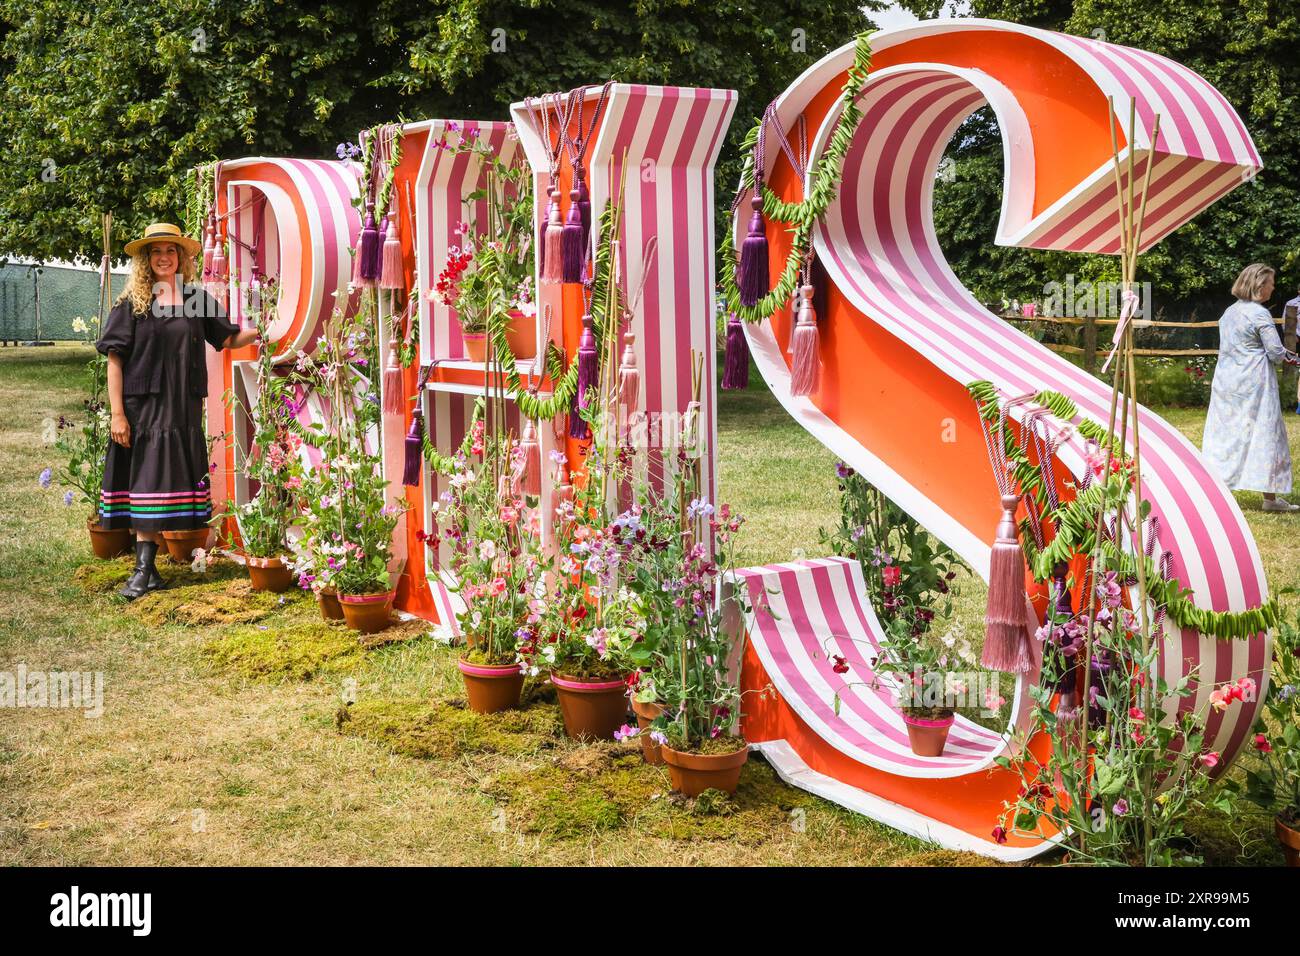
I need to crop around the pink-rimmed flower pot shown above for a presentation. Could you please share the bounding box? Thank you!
[551,673,629,741]
[458,658,525,714]
[461,332,487,363]
[903,712,954,757]
[338,590,395,634]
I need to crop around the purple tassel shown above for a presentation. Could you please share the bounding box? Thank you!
[738,195,769,308]
[358,202,379,284]
[561,188,584,284]
[577,172,591,249]
[722,313,750,390]
[569,314,598,438]
[402,408,424,487]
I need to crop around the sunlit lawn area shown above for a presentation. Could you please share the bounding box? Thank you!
[0,344,1291,865]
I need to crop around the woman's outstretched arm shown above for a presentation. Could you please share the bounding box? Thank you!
[107,352,130,448]
[223,328,261,350]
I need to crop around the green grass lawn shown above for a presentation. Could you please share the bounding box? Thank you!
[0,344,1291,865]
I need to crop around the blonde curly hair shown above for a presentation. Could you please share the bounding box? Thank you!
[116,243,198,316]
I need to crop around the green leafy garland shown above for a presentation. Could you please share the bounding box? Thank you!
[967,380,1280,641]
[483,194,623,424]
[718,32,873,324]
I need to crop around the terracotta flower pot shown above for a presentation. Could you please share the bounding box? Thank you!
[1277,815,1300,868]
[161,527,213,563]
[551,673,629,741]
[459,658,525,714]
[660,743,749,797]
[87,518,133,559]
[462,331,487,363]
[903,712,954,757]
[505,309,536,360]
[317,588,344,621]
[631,698,665,765]
[246,555,294,593]
[339,590,395,634]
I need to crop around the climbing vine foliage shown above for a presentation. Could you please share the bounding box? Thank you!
[718,32,873,324]
[967,380,1279,642]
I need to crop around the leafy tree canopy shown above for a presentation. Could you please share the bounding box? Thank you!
[0,0,876,261]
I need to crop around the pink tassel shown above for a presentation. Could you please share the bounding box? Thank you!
[380,211,404,291]
[382,339,404,415]
[789,284,820,397]
[202,214,215,278]
[982,494,1034,673]
[561,188,584,284]
[738,195,769,308]
[542,188,565,285]
[539,189,556,276]
[520,418,541,497]
[722,313,750,390]
[402,408,424,487]
[618,332,639,412]
[209,233,228,303]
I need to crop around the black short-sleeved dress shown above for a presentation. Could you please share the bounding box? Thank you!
[95,286,240,531]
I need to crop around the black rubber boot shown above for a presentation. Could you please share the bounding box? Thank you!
[145,542,165,591]
[120,539,160,601]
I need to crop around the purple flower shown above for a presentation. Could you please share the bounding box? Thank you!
[835,461,855,479]
[62,491,74,506]
[38,467,52,489]
[613,723,638,742]
[649,730,667,746]
[1112,799,1129,817]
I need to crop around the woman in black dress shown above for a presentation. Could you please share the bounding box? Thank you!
[96,223,260,600]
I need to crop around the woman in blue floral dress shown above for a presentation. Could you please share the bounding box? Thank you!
[1203,263,1298,511]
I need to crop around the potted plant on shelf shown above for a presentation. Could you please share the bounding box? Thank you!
[430,127,536,363]
[50,339,133,559]
[1219,610,1300,866]
[432,406,545,712]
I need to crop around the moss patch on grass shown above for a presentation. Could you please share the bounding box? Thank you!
[487,749,820,843]
[203,618,367,681]
[336,697,565,760]
[128,579,294,629]
[73,554,245,595]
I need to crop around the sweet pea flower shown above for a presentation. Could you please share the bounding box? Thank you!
[38,467,52,489]
[1254,733,1272,753]
[62,491,74,507]
[1112,799,1129,817]
[1199,751,1220,769]
[613,724,638,742]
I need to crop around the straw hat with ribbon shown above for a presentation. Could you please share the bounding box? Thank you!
[124,222,202,258]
